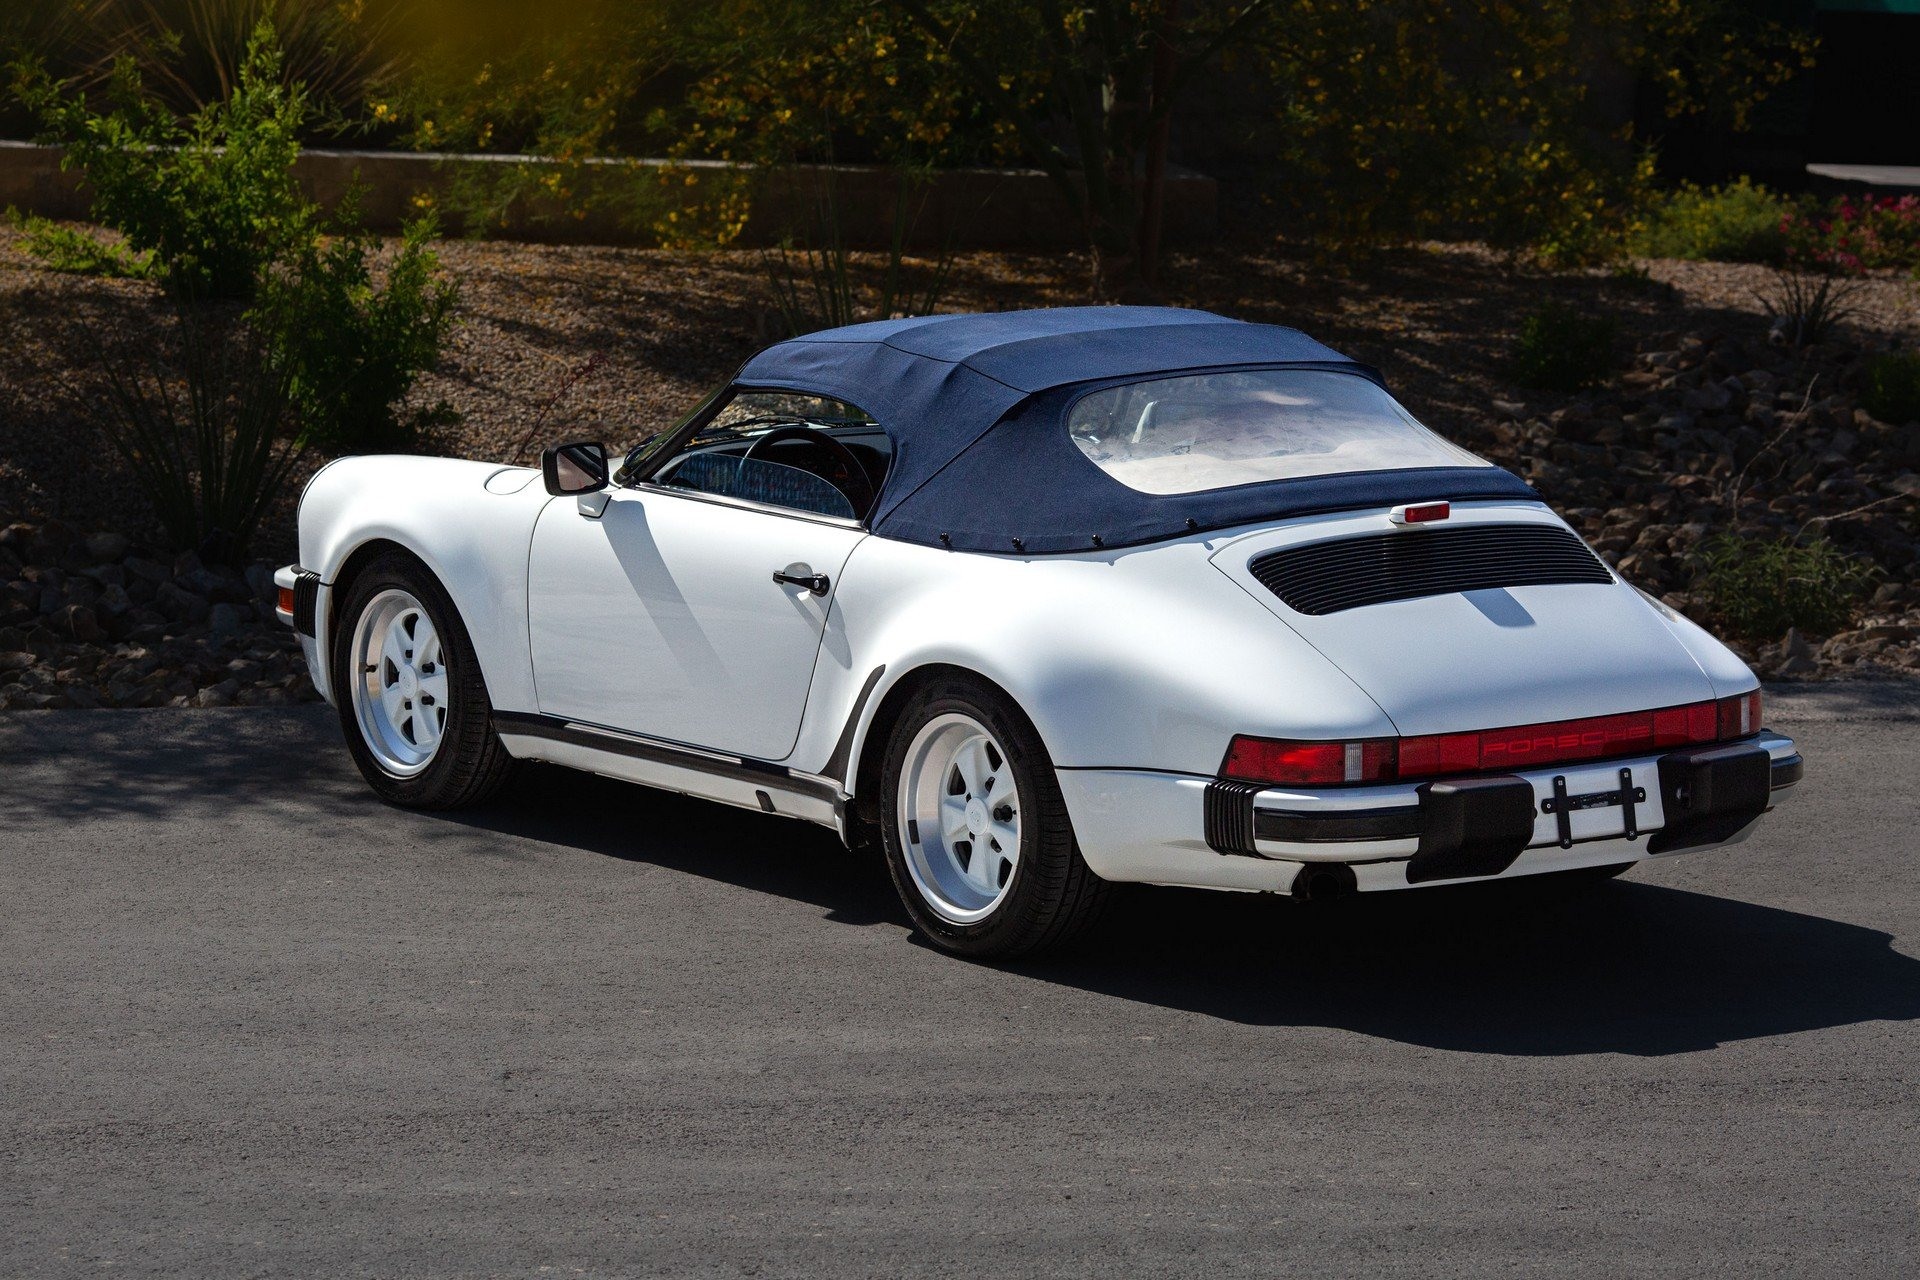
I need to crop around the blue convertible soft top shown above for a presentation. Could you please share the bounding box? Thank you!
[735,307,1536,554]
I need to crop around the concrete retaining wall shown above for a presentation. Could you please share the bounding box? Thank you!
[0,141,1217,250]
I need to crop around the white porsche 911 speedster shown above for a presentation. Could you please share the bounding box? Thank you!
[277,307,1802,958]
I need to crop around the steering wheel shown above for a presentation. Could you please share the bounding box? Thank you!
[741,423,877,517]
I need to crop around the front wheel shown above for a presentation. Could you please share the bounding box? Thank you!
[331,551,516,809]
[879,676,1112,959]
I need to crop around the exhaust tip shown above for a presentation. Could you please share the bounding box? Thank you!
[1291,863,1358,903]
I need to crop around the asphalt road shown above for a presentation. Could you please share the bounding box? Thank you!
[3,688,1919,1279]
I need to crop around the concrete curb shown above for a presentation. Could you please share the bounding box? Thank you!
[0,141,1218,250]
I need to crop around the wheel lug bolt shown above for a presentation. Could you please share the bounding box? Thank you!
[993,803,1014,822]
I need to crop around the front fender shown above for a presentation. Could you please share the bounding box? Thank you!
[297,456,552,713]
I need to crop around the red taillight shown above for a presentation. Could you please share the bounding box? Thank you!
[1652,700,1717,744]
[1224,692,1763,787]
[1397,730,1484,777]
[1716,690,1761,739]
[1223,736,1396,786]
[1400,708,1703,778]
[276,585,296,616]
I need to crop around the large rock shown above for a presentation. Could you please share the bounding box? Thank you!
[52,603,102,643]
[208,602,246,637]
[154,581,211,625]
[123,557,171,586]
[84,531,130,562]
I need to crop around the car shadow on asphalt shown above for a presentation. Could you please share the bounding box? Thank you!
[1043,881,1920,1057]
[453,763,1920,1060]
[15,711,1908,1061]
[439,762,905,929]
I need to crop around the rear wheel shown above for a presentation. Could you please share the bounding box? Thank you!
[332,552,516,809]
[879,676,1111,959]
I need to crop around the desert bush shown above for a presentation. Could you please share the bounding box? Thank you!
[91,303,302,562]
[103,0,399,125]
[1757,268,1861,348]
[4,0,397,134]
[1629,178,1790,263]
[259,210,459,453]
[6,208,154,278]
[1509,303,1617,392]
[1695,531,1878,642]
[18,21,455,452]
[762,170,953,337]
[17,18,457,550]
[14,23,309,300]
[1860,351,1920,426]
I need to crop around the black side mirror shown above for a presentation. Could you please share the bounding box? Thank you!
[542,440,609,496]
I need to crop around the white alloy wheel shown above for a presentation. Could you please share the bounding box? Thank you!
[347,588,450,777]
[897,712,1024,924]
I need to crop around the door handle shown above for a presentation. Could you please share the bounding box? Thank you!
[773,568,831,596]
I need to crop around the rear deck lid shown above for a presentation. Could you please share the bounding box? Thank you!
[1210,504,1716,737]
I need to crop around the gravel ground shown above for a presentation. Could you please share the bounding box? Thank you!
[3,223,1918,698]
[6,223,1916,556]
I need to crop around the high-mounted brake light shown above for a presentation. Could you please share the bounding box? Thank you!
[1388,501,1450,526]
[1222,692,1764,787]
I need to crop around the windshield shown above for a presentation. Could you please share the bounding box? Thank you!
[1066,368,1489,495]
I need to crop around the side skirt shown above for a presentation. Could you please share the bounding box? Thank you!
[492,711,847,835]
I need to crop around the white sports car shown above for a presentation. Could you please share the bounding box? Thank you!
[277,307,1802,958]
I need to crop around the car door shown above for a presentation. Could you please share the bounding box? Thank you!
[526,483,864,761]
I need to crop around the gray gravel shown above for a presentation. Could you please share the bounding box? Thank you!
[2,691,1918,1278]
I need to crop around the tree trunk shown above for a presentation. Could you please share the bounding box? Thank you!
[1137,0,1181,292]
[1088,198,1153,302]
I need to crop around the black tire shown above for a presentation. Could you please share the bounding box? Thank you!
[330,550,517,809]
[878,675,1112,959]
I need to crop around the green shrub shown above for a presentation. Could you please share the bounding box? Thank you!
[259,211,460,453]
[1695,531,1878,642]
[14,22,309,300]
[14,17,460,546]
[1860,351,1920,425]
[1629,178,1791,263]
[6,208,154,279]
[1509,302,1617,392]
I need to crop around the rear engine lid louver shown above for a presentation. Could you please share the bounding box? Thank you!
[1249,524,1614,616]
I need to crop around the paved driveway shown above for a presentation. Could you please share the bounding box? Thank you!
[3,690,1918,1278]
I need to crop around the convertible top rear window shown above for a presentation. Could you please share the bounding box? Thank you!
[1067,369,1489,496]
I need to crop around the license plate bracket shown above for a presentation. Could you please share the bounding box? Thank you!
[1540,768,1646,848]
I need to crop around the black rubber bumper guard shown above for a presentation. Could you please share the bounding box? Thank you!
[1203,740,1800,883]
[290,569,321,637]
